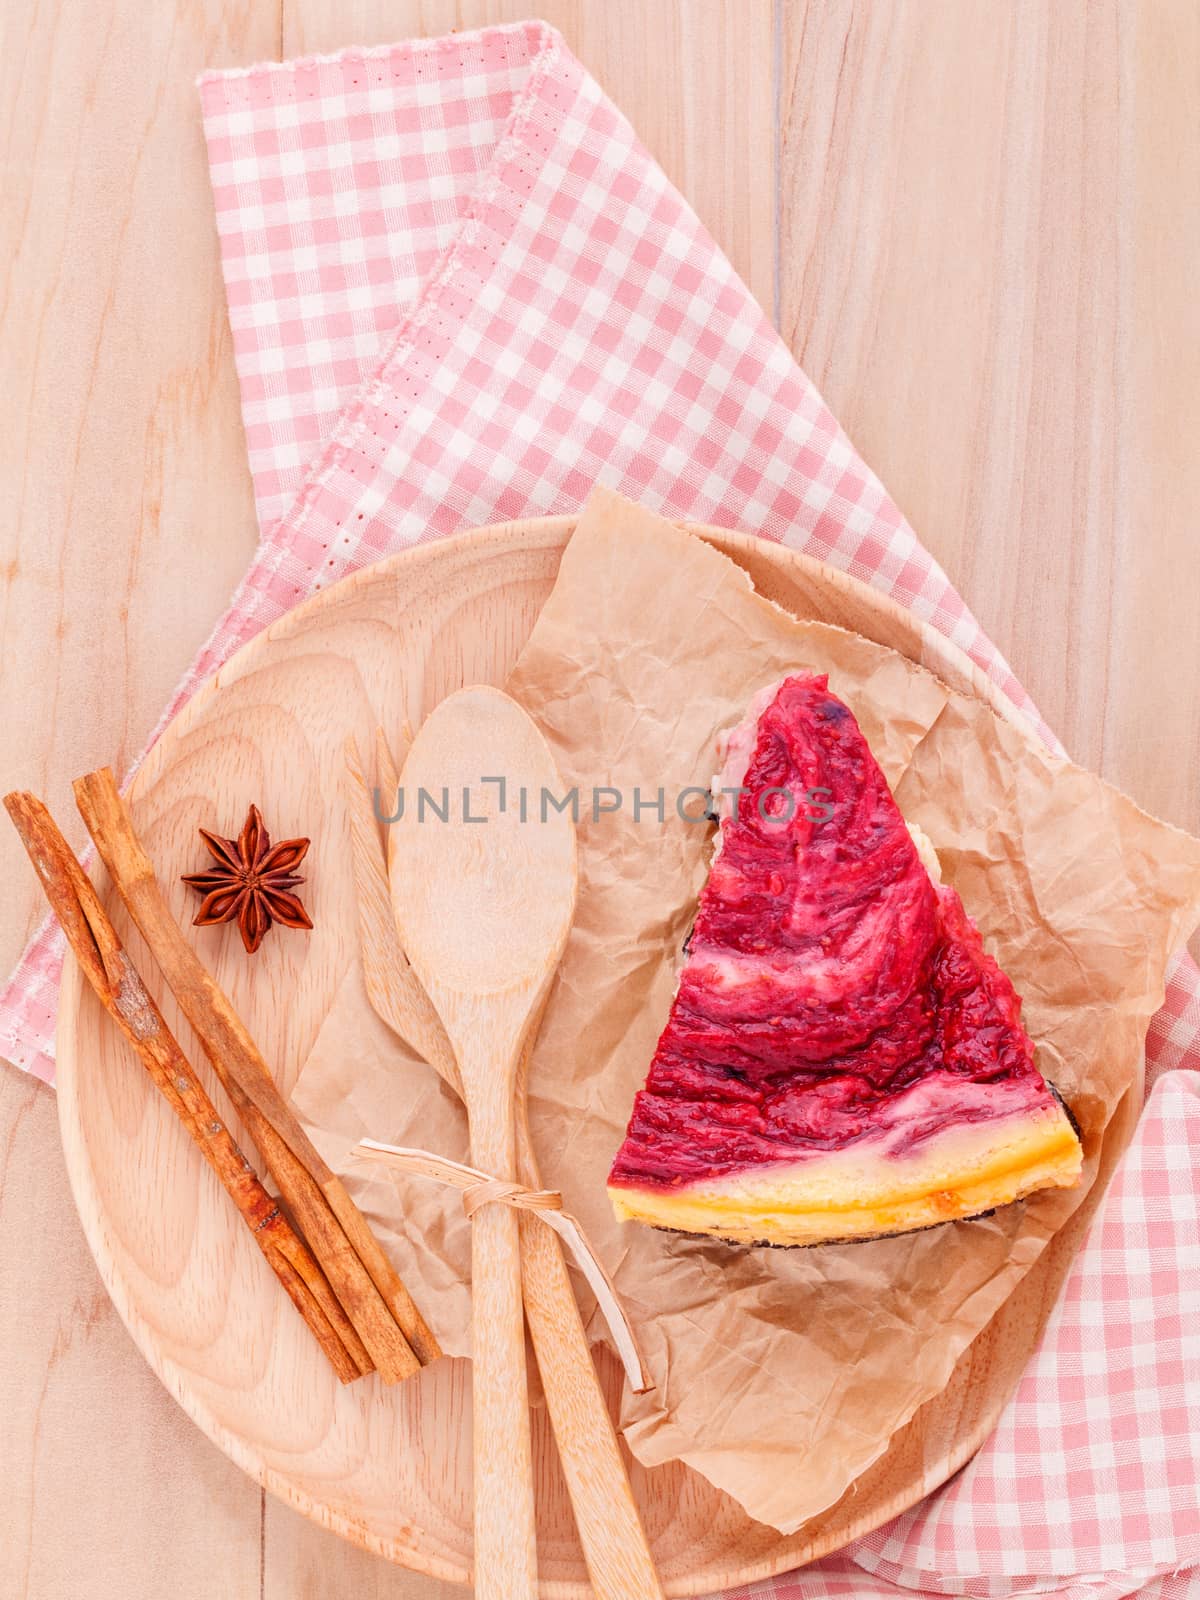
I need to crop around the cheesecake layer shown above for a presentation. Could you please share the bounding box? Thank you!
[609,1073,1082,1244]
[607,674,1082,1245]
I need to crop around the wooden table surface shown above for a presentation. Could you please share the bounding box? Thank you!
[2,4,1197,1597]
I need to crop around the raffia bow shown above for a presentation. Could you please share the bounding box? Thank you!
[352,1139,650,1393]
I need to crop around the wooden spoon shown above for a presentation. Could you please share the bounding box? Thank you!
[389,686,578,1600]
[346,733,664,1599]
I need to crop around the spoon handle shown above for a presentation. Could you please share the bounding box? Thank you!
[468,1095,538,1600]
[517,1203,665,1599]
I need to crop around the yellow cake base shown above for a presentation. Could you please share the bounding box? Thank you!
[608,1102,1082,1246]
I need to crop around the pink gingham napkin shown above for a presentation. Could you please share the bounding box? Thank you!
[3,20,1198,1597]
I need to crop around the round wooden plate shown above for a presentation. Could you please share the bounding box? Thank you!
[56,518,1138,1597]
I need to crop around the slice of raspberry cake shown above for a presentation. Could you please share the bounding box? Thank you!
[607,675,1082,1246]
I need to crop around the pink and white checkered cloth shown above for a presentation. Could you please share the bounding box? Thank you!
[4,20,1198,1597]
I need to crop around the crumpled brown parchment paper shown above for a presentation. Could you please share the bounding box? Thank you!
[291,488,1200,1534]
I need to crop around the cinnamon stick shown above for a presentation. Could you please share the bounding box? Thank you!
[72,768,440,1377]
[3,791,366,1383]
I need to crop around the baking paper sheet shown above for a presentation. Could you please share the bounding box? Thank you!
[292,489,1200,1533]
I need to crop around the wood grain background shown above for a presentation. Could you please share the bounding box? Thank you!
[2,3,1197,1596]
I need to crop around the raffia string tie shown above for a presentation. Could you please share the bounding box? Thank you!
[460,1177,563,1219]
[351,1138,650,1393]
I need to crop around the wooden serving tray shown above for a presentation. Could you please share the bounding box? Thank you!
[55,518,1138,1596]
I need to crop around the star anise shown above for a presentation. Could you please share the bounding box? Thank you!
[182,804,313,954]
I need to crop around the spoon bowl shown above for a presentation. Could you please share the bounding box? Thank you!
[389,688,576,1001]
